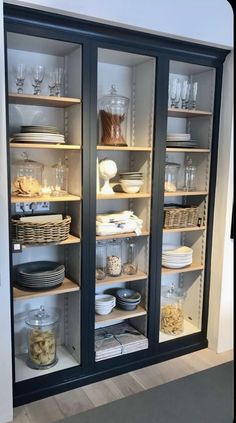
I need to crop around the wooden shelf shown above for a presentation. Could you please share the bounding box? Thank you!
[166,148,210,153]
[19,234,81,249]
[95,305,147,326]
[168,108,212,118]
[161,262,204,275]
[97,146,152,152]
[96,230,149,241]
[96,271,148,286]
[10,142,81,150]
[163,226,206,233]
[8,93,81,107]
[13,277,80,301]
[97,192,151,200]
[164,191,208,197]
[11,194,81,203]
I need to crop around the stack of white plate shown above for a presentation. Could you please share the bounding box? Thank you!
[16,261,65,290]
[95,294,116,315]
[11,126,64,143]
[166,132,197,148]
[162,244,193,268]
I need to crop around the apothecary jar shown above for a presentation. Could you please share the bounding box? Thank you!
[98,84,130,146]
[96,241,107,280]
[122,238,138,275]
[106,239,122,277]
[25,305,59,369]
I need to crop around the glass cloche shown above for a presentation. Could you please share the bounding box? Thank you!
[11,152,43,196]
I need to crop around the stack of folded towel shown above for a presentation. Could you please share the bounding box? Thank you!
[96,210,143,236]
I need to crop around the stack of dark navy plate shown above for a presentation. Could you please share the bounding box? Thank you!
[15,261,65,290]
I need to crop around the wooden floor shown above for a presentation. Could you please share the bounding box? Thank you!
[12,348,233,423]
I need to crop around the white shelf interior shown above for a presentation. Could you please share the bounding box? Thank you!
[159,319,201,343]
[15,345,79,382]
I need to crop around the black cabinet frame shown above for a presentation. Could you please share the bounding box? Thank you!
[3,3,229,406]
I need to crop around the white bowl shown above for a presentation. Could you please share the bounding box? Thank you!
[95,306,114,315]
[121,182,144,193]
[120,179,144,186]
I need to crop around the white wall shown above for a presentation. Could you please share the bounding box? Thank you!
[208,51,234,353]
[5,0,233,48]
[0,1,233,422]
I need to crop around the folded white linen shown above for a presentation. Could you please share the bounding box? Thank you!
[96,210,134,223]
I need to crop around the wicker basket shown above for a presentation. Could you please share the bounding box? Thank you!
[163,204,200,229]
[12,215,71,244]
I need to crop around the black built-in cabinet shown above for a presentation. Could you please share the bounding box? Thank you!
[3,3,229,406]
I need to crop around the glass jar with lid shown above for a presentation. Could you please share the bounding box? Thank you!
[25,305,59,369]
[98,84,130,146]
[11,152,43,196]
[165,159,180,192]
[183,156,197,191]
[106,239,122,277]
[51,158,68,196]
[96,241,107,280]
[122,238,138,275]
[160,284,186,335]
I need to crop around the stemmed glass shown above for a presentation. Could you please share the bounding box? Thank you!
[190,81,198,109]
[181,80,189,109]
[169,78,178,108]
[14,63,26,94]
[48,71,56,96]
[31,65,45,95]
[174,80,181,108]
[54,67,64,96]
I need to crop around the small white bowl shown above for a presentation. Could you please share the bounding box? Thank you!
[121,184,142,193]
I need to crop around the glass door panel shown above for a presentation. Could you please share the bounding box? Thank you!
[160,60,215,342]
[6,32,82,380]
[95,48,156,361]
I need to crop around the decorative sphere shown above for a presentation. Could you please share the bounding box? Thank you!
[99,159,117,180]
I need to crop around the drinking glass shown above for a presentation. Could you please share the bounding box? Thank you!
[169,78,178,108]
[14,63,26,94]
[54,67,64,96]
[174,80,181,108]
[181,80,189,109]
[48,71,56,96]
[31,65,45,95]
[190,81,198,109]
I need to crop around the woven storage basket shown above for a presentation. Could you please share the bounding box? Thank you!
[12,216,71,244]
[163,204,199,229]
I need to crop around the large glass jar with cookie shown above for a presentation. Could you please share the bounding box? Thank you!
[25,305,59,369]
[160,284,186,335]
[11,152,43,197]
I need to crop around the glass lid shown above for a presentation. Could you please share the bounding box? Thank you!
[25,305,59,327]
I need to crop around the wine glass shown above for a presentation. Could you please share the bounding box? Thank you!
[181,80,189,109]
[174,80,181,108]
[190,81,198,109]
[14,63,26,94]
[54,67,64,96]
[31,65,45,95]
[48,71,56,96]
[169,78,178,108]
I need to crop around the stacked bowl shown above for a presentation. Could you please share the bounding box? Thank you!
[162,245,193,268]
[116,288,141,311]
[119,172,144,193]
[95,294,116,315]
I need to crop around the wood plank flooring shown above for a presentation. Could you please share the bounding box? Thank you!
[11,348,233,423]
